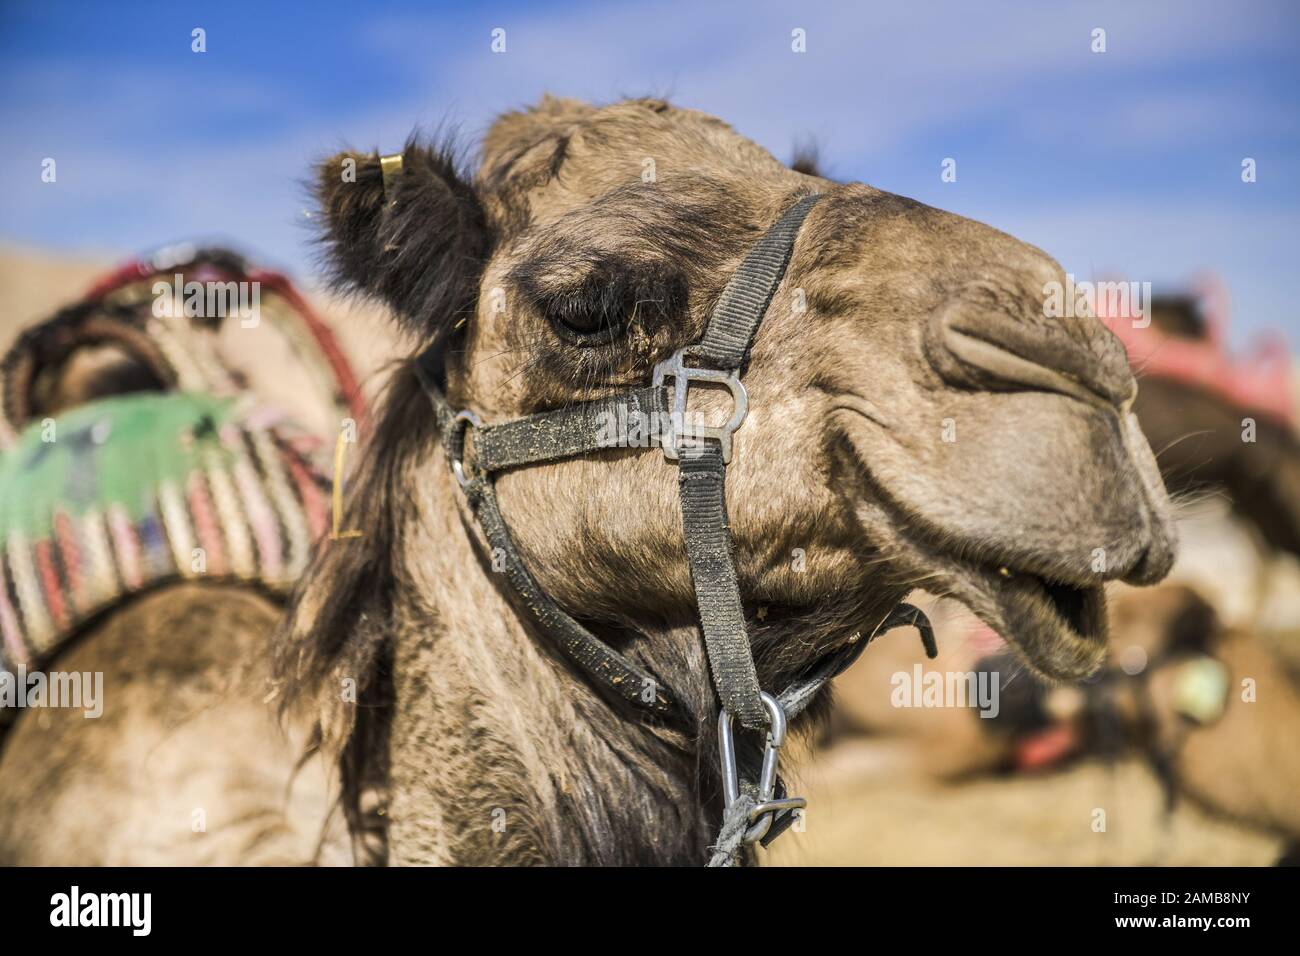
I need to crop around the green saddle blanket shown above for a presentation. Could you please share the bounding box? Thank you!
[0,392,330,670]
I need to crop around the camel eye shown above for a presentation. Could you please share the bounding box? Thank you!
[544,291,631,343]
[516,257,688,346]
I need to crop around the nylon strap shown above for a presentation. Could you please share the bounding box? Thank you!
[690,193,823,371]
[675,193,823,729]
[412,349,456,433]
[416,323,939,856]
[462,475,684,720]
[720,601,938,858]
[412,352,686,719]
[410,193,826,732]
[677,442,765,727]
[472,386,666,472]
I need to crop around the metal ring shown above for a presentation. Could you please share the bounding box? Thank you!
[747,796,807,824]
[450,409,481,489]
[651,346,749,463]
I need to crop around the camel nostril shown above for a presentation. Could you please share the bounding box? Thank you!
[925,292,1136,411]
[1122,537,1176,587]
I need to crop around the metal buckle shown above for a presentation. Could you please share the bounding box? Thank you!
[718,692,807,846]
[449,409,481,488]
[652,347,748,464]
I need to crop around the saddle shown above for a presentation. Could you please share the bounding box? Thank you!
[0,246,357,676]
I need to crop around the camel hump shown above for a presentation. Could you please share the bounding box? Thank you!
[0,581,350,866]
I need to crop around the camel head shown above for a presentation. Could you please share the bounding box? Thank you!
[315,96,1175,710]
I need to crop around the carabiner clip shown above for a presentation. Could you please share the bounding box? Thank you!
[718,691,807,846]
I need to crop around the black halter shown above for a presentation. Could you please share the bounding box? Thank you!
[408,188,936,863]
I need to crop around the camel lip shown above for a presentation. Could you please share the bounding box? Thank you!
[850,495,1109,680]
[993,569,1106,645]
[946,561,1109,681]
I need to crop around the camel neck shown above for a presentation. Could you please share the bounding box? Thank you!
[381,444,714,865]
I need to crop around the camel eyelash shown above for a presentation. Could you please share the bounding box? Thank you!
[518,260,690,346]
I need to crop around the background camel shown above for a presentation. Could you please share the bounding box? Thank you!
[277,95,1176,866]
[0,583,347,865]
[818,584,1300,863]
[1125,293,1300,560]
[0,255,364,865]
[1124,587,1300,847]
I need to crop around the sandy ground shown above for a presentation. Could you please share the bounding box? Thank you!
[0,245,110,344]
[768,745,1282,866]
[2,245,1290,866]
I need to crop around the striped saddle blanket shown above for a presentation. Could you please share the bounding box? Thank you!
[0,391,330,671]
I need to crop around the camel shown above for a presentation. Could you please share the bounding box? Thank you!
[1121,292,1300,560]
[0,257,354,865]
[0,583,347,865]
[1124,588,1300,853]
[272,95,1176,866]
[829,583,1300,862]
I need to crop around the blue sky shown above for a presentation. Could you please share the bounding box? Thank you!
[2,0,1298,345]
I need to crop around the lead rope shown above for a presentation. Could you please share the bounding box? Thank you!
[707,602,937,866]
[387,164,939,865]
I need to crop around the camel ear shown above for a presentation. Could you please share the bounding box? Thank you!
[315,140,491,340]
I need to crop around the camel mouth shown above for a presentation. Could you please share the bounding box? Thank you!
[1032,576,1097,637]
[845,480,1109,681]
[988,568,1107,665]
[832,407,1112,681]
[896,550,1107,682]
[913,550,1108,681]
